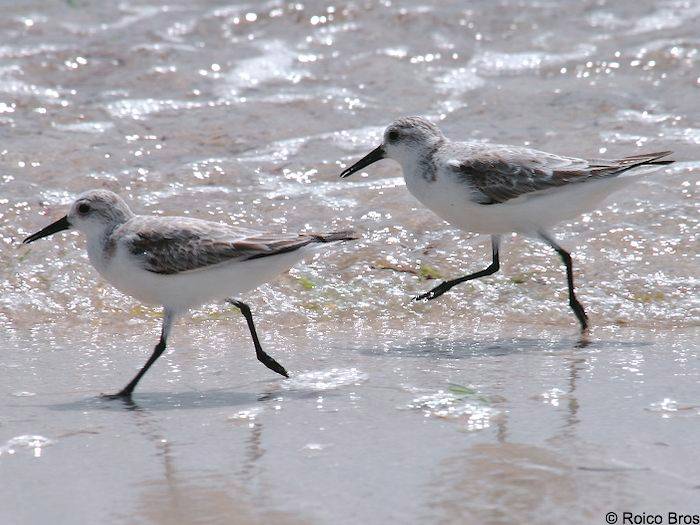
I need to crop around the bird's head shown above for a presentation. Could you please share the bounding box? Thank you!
[23,189,134,245]
[339,116,444,178]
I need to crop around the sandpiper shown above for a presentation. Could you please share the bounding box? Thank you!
[340,116,673,330]
[23,189,356,398]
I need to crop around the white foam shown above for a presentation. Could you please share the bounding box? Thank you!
[283,368,368,391]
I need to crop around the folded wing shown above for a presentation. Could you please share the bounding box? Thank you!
[120,217,349,275]
[451,146,673,205]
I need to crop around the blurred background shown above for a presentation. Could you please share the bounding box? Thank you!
[0,1,698,524]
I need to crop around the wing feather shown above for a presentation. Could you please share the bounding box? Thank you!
[450,146,672,204]
[120,217,313,275]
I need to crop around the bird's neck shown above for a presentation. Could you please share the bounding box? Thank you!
[399,140,443,184]
[83,222,124,270]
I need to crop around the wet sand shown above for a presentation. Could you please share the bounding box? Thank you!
[0,0,698,524]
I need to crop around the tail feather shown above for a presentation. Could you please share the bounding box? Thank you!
[243,229,357,261]
[609,151,674,176]
[308,229,358,243]
[595,151,675,177]
[620,150,673,162]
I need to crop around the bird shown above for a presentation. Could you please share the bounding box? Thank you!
[339,116,674,330]
[22,189,356,398]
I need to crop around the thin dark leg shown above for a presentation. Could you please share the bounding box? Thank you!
[414,235,501,302]
[228,299,289,378]
[102,309,176,399]
[539,232,589,331]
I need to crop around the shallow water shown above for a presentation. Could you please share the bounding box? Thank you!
[0,0,698,523]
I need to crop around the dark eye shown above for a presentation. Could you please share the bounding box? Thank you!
[387,130,400,141]
[78,203,90,214]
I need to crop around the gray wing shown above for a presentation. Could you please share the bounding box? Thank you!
[450,145,673,205]
[119,216,317,275]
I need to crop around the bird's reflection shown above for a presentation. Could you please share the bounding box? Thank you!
[564,356,586,431]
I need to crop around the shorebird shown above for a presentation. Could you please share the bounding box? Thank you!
[23,190,356,398]
[340,116,673,330]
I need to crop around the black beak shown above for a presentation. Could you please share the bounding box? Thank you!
[23,215,71,244]
[339,145,386,178]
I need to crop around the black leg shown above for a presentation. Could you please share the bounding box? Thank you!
[228,300,289,378]
[414,235,501,301]
[539,232,589,331]
[102,309,176,399]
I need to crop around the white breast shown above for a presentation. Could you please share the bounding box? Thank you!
[402,162,509,233]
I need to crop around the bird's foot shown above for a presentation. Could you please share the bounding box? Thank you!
[413,282,452,302]
[100,390,133,400]
[570,299,589,333]
[258,351,289,378]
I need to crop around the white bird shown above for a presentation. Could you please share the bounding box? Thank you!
[340,116,674,330]
[23,189,356,398]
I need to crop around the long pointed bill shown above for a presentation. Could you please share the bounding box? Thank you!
[339,145,385,178]
[23,216,71,244]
